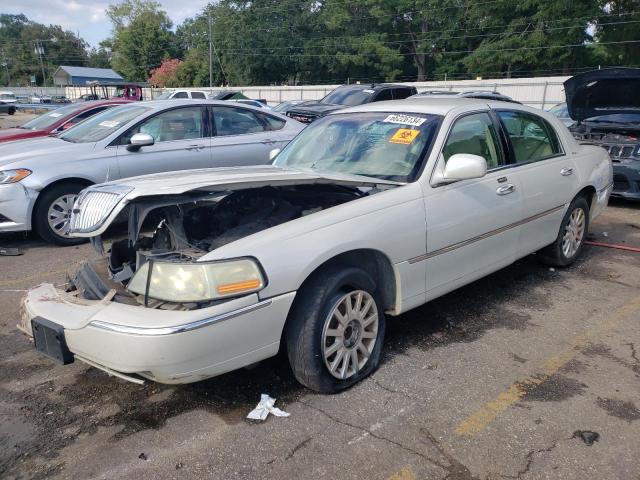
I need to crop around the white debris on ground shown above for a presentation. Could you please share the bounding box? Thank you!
[247,394,290,421]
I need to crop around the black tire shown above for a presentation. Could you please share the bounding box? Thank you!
[538,196,590,267]
[8,106,16,115]
[285,265,386,393]
[33,182,88,246]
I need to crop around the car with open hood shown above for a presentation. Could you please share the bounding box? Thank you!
[0,100,130,144]
[20,97,612,392]
[285,84,417,124]
[0,100,303,245]
[565,68,640,200]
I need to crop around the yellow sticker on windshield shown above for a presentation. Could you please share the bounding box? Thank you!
[390,128,420,145]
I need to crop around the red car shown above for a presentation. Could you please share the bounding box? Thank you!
[0,100,131,143]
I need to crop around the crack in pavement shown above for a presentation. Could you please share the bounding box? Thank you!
[371,376,423,402]
[624,342,640,375]
[418,428,481,480]
[498,438,563,479]
[298,400,449,472]
[284,436,313,461]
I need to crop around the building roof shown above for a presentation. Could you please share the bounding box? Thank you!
[55,66,123,80]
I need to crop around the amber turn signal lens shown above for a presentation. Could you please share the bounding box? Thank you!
[217,279,263,295]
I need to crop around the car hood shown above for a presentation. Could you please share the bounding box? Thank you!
[0,128,45,143]
[564,68,640,122]
[109,165,403,200]
[0,137,90,168]
[287,103,345,116]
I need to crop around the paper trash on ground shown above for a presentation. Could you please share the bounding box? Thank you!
[247,394,290,421]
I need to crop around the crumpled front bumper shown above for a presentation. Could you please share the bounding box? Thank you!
[20,284,296,384]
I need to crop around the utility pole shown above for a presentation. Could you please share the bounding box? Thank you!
[34,41,46,86]
[0,48,9,86]
[208,12,213,89]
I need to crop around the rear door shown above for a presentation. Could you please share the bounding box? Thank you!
[495,110,579,255]
[209,105,287,166]
[423,111,524,299]
[116,105,212,178]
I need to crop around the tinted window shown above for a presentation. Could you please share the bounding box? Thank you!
[392,88,413,100]
[173,91,188,99]
[373,89,393,102]
[122,107,204,143]
[443,112,502,169]
[212,106,265,136]
[498,111,560,163]
[191,92,206,99]
[256,112,286,131]
[320,88,374,106]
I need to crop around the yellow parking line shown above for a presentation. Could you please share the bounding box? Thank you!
[387,466,416,480]
[455,294,640,437]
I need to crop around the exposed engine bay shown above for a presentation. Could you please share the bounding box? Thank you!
[570,125,640,162]
[70,184,368,309]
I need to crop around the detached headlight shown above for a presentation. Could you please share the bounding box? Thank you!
[0,169,31,184]
[127,258,266,303]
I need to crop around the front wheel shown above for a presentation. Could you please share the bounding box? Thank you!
[33,183,88,246]
[285,266,386,393]
[538,196,590,267]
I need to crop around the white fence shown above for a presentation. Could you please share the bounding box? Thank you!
[4,75,570,110]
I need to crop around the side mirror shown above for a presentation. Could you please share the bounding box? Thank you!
[269,148,281,161]
[127,132,155,152]
[439,153,487,183]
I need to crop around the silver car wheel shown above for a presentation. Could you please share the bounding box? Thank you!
[322,290,379,380]
[47,194,78,237]
[562,207,585,258]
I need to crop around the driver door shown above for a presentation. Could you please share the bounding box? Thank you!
[422,111,525,299]
[116,106,212,178]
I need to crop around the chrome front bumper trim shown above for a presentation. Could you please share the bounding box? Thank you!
[89,298,273,336]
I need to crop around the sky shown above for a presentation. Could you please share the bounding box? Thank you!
[3,0,209,47]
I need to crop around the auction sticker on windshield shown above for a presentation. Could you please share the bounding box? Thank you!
[384,114,426,126]
[390,128,420,144]
[98,121,120,128]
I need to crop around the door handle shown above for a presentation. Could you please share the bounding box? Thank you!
[561,168,573,176]
[496,184,516,195]
[186,144,205,151]
[261,139,276,145]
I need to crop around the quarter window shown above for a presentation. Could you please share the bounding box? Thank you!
[212,106,266,136]
[122,107,204,143]
[497,111,561,163]
[392,88,413,100]
[373,89,393,102]
[443,112,502,169]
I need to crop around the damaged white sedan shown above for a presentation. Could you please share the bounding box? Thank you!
[21,98,612,392]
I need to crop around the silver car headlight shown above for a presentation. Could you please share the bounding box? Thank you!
[0,169,31,184]
[68,184,133,234]
[127,258,266,303]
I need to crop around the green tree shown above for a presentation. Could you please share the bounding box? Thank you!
[106,0,179,82]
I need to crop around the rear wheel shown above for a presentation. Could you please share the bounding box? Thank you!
[33,183,87,246]
[285,266,386,393]
[538,196,589,267]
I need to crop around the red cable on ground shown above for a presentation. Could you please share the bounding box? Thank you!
[584,241,640,253]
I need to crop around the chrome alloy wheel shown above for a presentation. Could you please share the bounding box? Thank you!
[47,194,78,237]
[562,207,586,258]
[322,290,379,380]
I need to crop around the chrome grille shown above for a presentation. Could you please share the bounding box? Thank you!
[68,185,131,234]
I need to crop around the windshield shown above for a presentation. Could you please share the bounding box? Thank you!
[321,88,374,106]
[20,104,84,130]
[0,93,16,101]
[584,113,640,125]
[58,105,150,143]
[274,112,441,182]
[154,91,172,100]
[549,103,569,118]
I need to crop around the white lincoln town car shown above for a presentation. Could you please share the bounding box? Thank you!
[21,98,612,393]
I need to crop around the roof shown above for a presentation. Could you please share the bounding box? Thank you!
[334,83,413,91]
[55,66,123,80]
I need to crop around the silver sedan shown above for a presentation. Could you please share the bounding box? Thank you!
[0,100,303,244]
